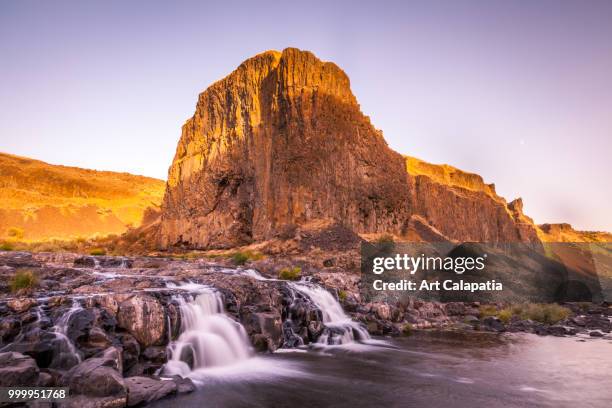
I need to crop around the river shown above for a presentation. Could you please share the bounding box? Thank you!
[151,331,612,408]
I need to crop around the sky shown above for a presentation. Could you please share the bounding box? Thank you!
[1,0,611,232]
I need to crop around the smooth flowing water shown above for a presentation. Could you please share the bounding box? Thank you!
[163,289,253,377]
[152,332,612,408]
[152,276,612,407]
[51,300,83,365]
[289,282,371,345]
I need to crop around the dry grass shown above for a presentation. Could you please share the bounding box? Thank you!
[230,250,264,265]
[481,303,572,325]
[9,268,39,292]
[278,266,302,281]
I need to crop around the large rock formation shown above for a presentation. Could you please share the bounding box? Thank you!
[405,157,538,242]
[160,48,539,248]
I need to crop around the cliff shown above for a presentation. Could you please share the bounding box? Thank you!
[160,48,543,248]
[0,153,165,240]
[538,223,612,243]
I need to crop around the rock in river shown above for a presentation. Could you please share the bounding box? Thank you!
[0,351,40,386]
[116,294,166,347]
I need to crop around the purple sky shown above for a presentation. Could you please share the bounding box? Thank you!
[1,1,611,232]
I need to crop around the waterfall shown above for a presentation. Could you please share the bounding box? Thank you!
[289,282,371,346]
[163,289,253,377]
[119,258,129,269]
[90,256,100,269]
[51,300,83,366]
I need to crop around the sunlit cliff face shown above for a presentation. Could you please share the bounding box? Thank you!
[0,152,165,241]
[159,48,543,249]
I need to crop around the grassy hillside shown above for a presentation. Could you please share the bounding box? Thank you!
[0,152,165,240]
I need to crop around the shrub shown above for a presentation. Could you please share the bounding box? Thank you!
[231,250,263,265]
[0,241,14,251]
[376,234,395,244]
[338,289,347,302]
[511,303,571,324]
[492,303,571,325]
[278,266,302,281]
[231,252,250,265]
[402,323,413,336]
[90,248,107,256]
[7,227,24,239]
[9,269,39,292]
[478,304,498,318]
[497,308,513,324]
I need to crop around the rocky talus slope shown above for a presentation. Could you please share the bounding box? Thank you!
[0,153,165,241]
[160,48,540,249]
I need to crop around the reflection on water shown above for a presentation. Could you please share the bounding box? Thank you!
[152,332,612,408]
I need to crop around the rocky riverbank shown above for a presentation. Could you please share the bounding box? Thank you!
[0,250,610,407]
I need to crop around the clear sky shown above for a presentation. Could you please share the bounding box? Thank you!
[1,0,611,232]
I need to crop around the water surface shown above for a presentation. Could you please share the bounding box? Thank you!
[152,332,612,408]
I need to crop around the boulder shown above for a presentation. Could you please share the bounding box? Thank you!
[548,325,569,336]
[0,316,21,343]
[63,308,95,342]
[584,315,611,332]
[7,297,38,313]
[170,375,196,394]
[73,256,97,268]
[79,327,114,358]
[38,371,54,387]
[118,333,140,374]
[0,252,41,268]
[124,376,177,406]
[463,315,479,327]
[61,353,125,398]
[3,328,66,369]
[444,302,466,316]
[116,295,166,347]
[243,312,283,351]
[570,315,587,326]
[482,316,505,332]
[0,351,40,386]
[142,346,167,363]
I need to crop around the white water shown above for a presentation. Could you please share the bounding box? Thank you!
[52,300,83,364]
[91,256,100,269]
[217,267,374,347]
[163,288,253,377]
[289,282,371,346]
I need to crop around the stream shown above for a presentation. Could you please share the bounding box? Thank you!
[1,252,610,407]
[152,331,612,408]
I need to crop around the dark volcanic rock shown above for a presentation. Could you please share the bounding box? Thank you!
[482,316,506,332]
[0,351,40,386]
[61,353,125,398]
[116,295,166,347]
[124,376,177,406]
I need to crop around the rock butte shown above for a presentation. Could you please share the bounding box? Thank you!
[159,47,548,249]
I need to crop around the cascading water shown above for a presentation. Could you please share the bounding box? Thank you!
[289,282,371,346]
[90,256,100,269]
[209,266,372,347]
[52,300,83,365]
[163,288,253,377]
